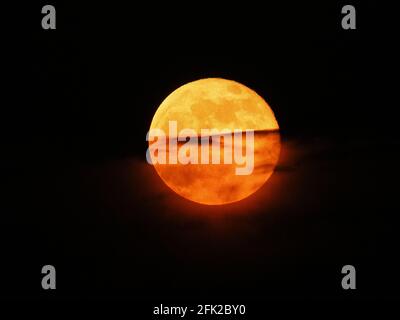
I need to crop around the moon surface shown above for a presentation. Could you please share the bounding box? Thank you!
[149,78,280,205]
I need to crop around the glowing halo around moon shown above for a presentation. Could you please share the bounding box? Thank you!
[148,78,281,205]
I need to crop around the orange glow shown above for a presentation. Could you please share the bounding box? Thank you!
[149,78,280,205]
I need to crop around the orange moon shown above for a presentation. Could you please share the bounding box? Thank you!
[149,78,280,205]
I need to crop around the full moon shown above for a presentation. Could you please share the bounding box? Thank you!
[149,78,280,205]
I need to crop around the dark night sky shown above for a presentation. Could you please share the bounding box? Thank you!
[2,0,400,307]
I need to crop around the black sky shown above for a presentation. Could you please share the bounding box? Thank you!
[2,0,400,305]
